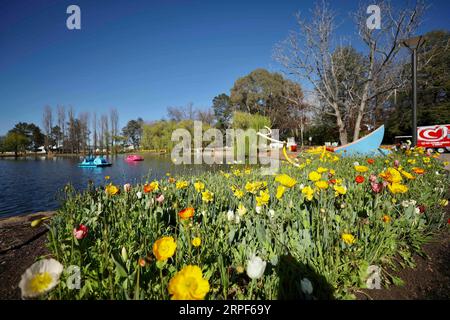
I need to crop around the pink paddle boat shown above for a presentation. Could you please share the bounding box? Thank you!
[125,154,144,161]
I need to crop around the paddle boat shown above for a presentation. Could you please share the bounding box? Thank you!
[78,155,112,167]
[125,154,144,161]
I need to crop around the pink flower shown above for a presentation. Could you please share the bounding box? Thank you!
[156,194,165,204]
[123,183,132,192]
[394,160,400,168]
[369,174,377,183]
[370,182,383,193]
[73,224,88,240]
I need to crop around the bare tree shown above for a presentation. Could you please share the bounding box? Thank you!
[57,105,66,152]
[274,0,426,144]
[92,112,98,153]
[79,112,90,154]
[167,102,197,121]
[197,108,215,126]
[42,105,53,152]
[100,114,109,154]
[67,107,75,153]
[110,108,119,153]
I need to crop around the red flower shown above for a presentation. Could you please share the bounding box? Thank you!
[447,218,450,225]
[329,179,337,184]
[355,175,365,184]
[367,159,375,165]
[418,205,426,214]
[73,224,88,240]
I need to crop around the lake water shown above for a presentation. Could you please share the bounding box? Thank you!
[0,154,225,218]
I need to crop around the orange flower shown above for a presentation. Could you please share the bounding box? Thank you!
[382,215,391,223]
[144,184,153,193]
[168,177,176,183]
[412,167,425,175]
[367,159,375,165]
[355,175,365,184]
[178,207,195,220]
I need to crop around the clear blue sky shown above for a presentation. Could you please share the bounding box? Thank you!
[1,0,449,135]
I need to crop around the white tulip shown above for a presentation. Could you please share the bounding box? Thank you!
[255,206,262,214]
[246,255,267,280]
[19,259,63,299]
[227,210,235,222]
[136,191,142,199]
[300,278,313,295]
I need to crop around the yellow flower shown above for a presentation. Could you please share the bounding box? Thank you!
[201,190,214,203]
[256,189,270,207]
[423,157,431,163]
[194,181,205,192]
[275,174,297,188]
[317,167,328,173]
[150,181,159,191]
[332,156,339,162]
[153,236,177,261]
[354,165,369,173]
[308,171,321,182]
[407,159,416,164]
[192,237,201,247]
[302,186,314,201]
[244,168,251,175]
[440,199,449,207]
[379,168,402,183]
[276,185,286,199]
[315,180,329,189]
[230,186,244,199]
[329,169,336,175]
[342,233,356,245]
[387,182,408,194]
[333,185,347,196]
[233,169,242,176]
[237,203,247,216]
[105,184,119,196]
[105,176,110,180]
[443,161,449,167]
[176,180,189,189]
[245,181,267,194]
[400,170,415,180]
[168,265,210,300]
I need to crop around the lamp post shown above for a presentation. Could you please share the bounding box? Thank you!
[401,35,425,147]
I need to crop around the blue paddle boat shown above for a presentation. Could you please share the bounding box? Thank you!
[78,155,112,167]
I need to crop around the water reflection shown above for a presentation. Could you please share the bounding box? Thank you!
[0,154,227,218]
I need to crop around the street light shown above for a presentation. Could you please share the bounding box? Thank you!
[401,35,425,147]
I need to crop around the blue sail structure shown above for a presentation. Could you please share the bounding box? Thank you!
[334,125,390,156]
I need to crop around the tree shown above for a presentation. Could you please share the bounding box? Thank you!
[229,68,304,138]
[42,105,52,152]
[122,118,144,150]
[9,122,44,150]
[3,131,29,156]
[167,103,197,121]
[212,94,232,130]
[275,0,425,144]
[385,30,450,141]
[57,105,66,152]
[110,108,119,153]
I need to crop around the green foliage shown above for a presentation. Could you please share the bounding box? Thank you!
[122,118,144,150]
[212,93,232,130]
[385,30,450,141]
[230,68,304,137]
[46,150,449,300]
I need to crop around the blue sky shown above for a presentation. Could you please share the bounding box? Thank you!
[0,0,449,135]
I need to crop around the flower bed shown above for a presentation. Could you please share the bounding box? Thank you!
[21,148,449,299]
